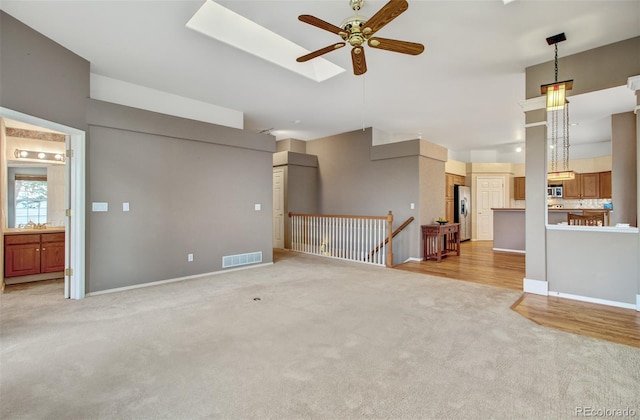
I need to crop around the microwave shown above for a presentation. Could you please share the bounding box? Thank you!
[547,185,563,198]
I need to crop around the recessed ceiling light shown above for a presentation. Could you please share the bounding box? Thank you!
[516,147,522,153]
[186,1,345,82]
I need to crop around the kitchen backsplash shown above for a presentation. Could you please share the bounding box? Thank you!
[511,198,613,209]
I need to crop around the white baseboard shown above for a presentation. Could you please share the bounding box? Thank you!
[548,290,637,310]
[404,257,423,262]
[492,247,525,254]
[523,278,548,295]
[86,262,273,297]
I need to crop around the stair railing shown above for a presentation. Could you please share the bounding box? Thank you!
[289,211,394,267]
[367,216,414,262]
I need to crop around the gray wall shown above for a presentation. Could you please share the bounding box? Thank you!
[0,11,89,131]
[87,100,274,292]
[525,37,640,100]
[305,129,422,263]
[547,229,638,305]
[1,11,276,294]
[611,112,637,226]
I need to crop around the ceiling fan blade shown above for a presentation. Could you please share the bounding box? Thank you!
[362,0,409,37]
[297,43,346,62]
[299,15,347,37]
[351,46,367,75]
[368,37,424,55]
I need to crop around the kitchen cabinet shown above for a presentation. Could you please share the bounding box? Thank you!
[445,173,465,222]
[563,173,600,199]
[4,232,65,278]
[599,171,612,199]
[514,177,526,200]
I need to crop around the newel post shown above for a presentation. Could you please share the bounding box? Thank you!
[386,211,394,267]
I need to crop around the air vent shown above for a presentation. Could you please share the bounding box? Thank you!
[222,251,262,268]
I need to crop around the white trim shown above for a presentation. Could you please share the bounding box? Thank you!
[627,75,640,91]
[404,257,423,262]
[524,121,547,128]
[0,107,86,300]
[523,278,548,295]
[518,96,546,112]
[492,247,525,254]
[548,290,637,310]
[634,105,640,115]
[546,224,639,234]
[86,262,273,297]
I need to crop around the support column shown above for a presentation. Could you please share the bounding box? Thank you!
[521,98,549,295]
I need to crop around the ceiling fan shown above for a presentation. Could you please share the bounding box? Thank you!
[296,0,424,76]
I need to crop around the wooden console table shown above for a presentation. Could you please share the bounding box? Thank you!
[422,223,460,262]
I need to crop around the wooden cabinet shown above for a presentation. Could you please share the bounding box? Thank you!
[445,173,465,222]
[581,173,600,199]
[4,233,65,278]
[599,171,612,199]
[41,233,66,273]
[514,177,526,200]
[563,173,600,199]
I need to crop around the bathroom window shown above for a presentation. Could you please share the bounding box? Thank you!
[14,175,48,226]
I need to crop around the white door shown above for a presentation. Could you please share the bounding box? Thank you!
[476,177,504,240]
[273,168,285,249]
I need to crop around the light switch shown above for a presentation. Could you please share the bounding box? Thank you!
[255,204,261,211]
[410,203,415,210]
[92,202,108,212]
[123,202,130,212]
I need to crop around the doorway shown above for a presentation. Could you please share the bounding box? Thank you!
[476,176,505,241]
[1,108,86,299]
[273,167,285,249]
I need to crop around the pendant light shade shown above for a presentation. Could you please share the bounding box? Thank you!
[541,80,573,111]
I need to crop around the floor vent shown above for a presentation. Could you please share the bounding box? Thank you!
[222,251,262,268]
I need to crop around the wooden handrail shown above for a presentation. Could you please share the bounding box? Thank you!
[368,216,414,261]
[288,211,387,220]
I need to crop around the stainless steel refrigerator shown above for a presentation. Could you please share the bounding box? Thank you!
[454,185,471,241]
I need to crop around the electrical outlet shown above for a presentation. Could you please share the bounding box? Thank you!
[187,253,194,262]
[410,203,415,210]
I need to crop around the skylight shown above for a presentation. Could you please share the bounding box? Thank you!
[186,0,345,82]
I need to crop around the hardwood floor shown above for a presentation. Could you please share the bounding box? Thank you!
[395,240,524,290]
[511,294,640,348]
[394,240,640,348]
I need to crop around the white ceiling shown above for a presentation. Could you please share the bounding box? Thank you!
[1,0,639,161]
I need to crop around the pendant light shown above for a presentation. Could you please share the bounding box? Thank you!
[542,32,575,182]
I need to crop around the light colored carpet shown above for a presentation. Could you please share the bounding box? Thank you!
[1,251,639,419]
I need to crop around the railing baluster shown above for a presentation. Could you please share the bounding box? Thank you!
[288,212,402,267]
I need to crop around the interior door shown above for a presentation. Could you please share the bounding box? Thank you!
[272,168,285,249]
[476,177,504,240]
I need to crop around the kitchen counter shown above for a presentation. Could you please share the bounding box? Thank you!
[492,208,611,226]
[3,227,65,235]
[492,208,615,253]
